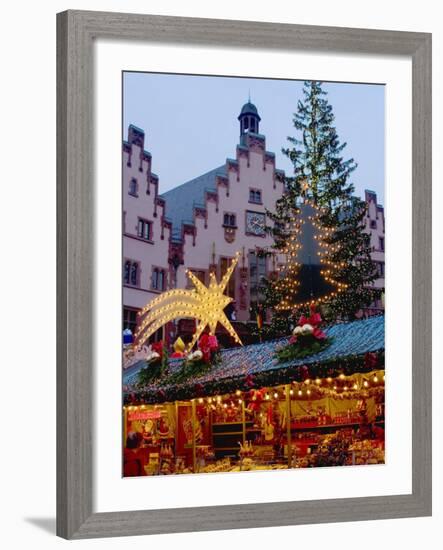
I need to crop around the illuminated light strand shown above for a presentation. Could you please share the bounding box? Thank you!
[135,252,243,351]
[274,198,347,312]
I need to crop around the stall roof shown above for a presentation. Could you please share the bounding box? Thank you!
[124,315,384,403]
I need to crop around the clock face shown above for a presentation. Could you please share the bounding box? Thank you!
[246,211,266,236]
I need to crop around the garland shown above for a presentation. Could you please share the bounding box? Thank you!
[166,352,221,384]
[137,341,168,385]
[125,350,384,405]
[276,305,332,362]
[276,335,332,361]
[137,334,221,387]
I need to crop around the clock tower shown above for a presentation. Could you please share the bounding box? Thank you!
[238,100,261,145]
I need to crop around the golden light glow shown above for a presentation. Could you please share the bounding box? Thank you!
[135,252,243,351]
[274,198,348,311]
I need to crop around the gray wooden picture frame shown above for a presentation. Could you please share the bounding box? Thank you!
[56,10,432,540]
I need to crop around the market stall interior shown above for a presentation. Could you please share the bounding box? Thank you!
[123,315,385,476]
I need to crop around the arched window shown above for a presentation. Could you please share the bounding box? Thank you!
[249,188,262,204]
[124,260,139,286]
[152,267,167,291]
[158,270,164,291]
[130,262,138,286]
[137,218,152,240]
[129,178,138,196]
[223,212,236,227]
[123,260,131,284]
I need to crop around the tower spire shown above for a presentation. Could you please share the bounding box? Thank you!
[238,98,261,145]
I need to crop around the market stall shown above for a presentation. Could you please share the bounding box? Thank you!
[123,315,385,476]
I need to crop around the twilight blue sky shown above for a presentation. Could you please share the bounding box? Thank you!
[123,72,385,205]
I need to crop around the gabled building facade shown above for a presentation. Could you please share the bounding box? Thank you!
[122,102,385,340]
[122,125,171,334]
[161,101,286,324]
[364,189,385,313]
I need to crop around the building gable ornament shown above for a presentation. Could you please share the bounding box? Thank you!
[224,227,236,244]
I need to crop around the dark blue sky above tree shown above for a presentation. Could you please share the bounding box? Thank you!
[123,72,385,205]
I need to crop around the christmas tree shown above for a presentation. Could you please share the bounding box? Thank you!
[263,81,379,335]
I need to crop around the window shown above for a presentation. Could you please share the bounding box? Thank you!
[123,308,139,333]
[370,219,377,229]
[128,178,138,196]
[220,258,236,297]
[186,269,206,289]
[137,218,152,240]
[124,260,130,284]
[379,236,385,251]
[223,213,237,227]
[377,262,385,278]
[130,263,138,286]
[124,260,139,286]
[274,220,285,235]
[152,267,167,291]
[248,251,266,320]
[249,188,262,204]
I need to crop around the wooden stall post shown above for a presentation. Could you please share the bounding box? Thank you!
[241,399,246,445]
[123,406,128,448]
[191,399,197,473]
[285,385,292,468]
[174,401,179,453]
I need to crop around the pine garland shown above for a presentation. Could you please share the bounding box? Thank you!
[276,336,332,362]
[137,344,169,385]
[166,353,221,385]
[125,349,384,405]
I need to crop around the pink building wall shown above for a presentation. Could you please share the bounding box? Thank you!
[122,126,171,331]
[364,189,385,311]
[173,132,286,323]
[122,107,385,336]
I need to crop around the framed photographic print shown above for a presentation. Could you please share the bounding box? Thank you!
[57,10,432,539]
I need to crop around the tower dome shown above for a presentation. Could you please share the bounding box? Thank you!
[239,101,260,117]
[238,100,261,144]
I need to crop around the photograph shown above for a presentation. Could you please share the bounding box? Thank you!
[121,72,385,477]
[0,1,436,544]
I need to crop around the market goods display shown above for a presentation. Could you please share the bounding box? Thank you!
[123,363,385,476]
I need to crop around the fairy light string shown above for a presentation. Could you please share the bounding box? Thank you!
[134,251,243,351]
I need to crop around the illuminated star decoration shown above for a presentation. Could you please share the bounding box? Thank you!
[135,251,243,352]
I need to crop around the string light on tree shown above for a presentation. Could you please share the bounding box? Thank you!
[262,80,380,336]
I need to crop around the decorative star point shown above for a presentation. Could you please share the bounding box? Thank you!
[135,252,243,351]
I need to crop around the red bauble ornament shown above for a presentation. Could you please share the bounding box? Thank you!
[245,374,255,388]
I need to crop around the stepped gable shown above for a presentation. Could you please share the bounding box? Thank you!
[161,165,227,243]
[160,146,285,244]
[160,100,285,245]
[123,124,169,228]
